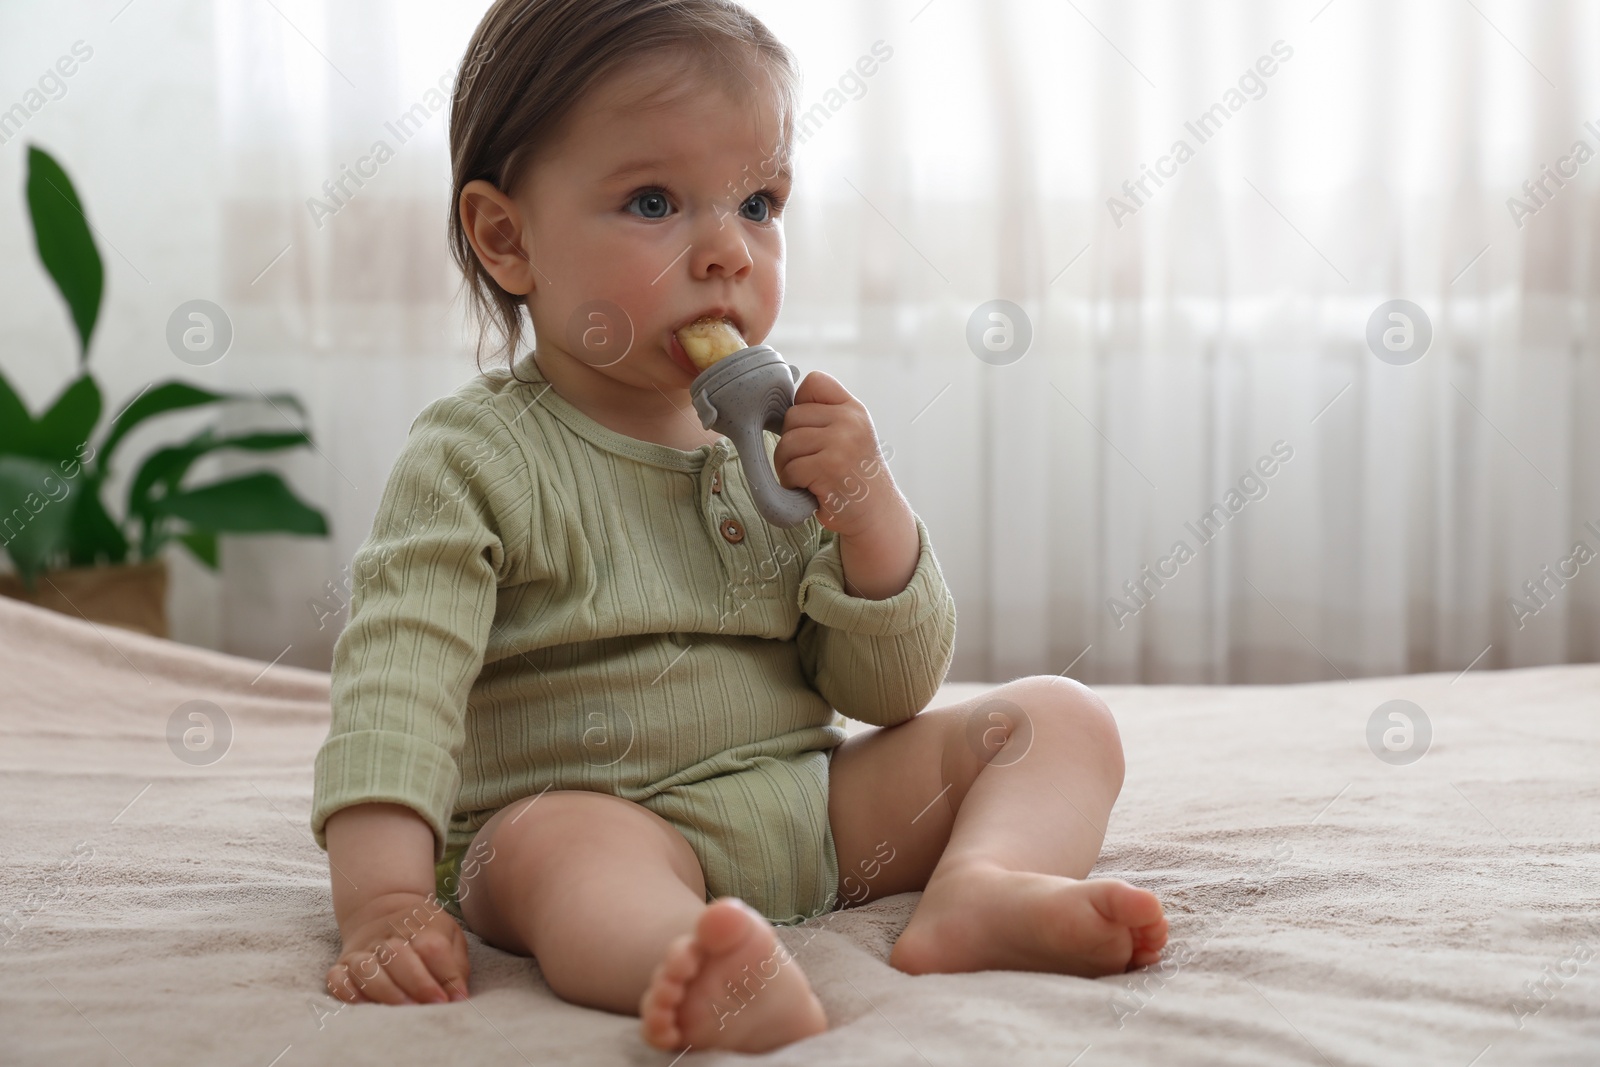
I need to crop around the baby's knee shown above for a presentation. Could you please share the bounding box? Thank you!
[1018,676,1126,780]
[488,790,703,887]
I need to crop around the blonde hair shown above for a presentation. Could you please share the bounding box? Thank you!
[447,0,801,377]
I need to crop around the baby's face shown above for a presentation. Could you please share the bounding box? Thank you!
[517,53,791,391]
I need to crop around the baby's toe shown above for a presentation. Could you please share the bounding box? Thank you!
[1128,946,1165,970]
[640,989,685,1049]
[640,1014,682,1049]
[640,936,703,1049]
[694,898,761,957]
[1133,914,1170,954]
[657,933,702,986]
[1100,882,1165,929]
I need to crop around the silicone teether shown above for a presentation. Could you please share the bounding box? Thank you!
[684,332,819,529]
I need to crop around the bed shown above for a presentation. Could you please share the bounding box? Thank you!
[3,591,1596,1066]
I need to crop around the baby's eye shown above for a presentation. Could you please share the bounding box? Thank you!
[627,190,673,220]
[738,193,777,223]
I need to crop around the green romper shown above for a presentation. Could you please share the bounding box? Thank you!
[310,352,958,926]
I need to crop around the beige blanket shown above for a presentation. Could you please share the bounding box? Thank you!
[3,593,1595,1065]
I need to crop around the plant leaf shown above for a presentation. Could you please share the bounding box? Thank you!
[99,381,306,470]
[177,530,219,570]
[61,476,129,568]
[0,455,76,585]
[149,471,328,536]
[31,374,101,461]
[99,383,229,468]
[26,145,103,360]
[0,367,37,454]
[127,429,312,526]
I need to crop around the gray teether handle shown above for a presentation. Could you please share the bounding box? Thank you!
[690,345,819,529]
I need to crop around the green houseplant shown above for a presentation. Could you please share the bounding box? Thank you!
[0,144,328,636]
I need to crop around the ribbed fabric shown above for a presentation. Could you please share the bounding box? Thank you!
[310,352,958,923]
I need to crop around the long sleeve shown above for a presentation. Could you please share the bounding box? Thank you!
[310,396,534,861]
[794,513,957,728]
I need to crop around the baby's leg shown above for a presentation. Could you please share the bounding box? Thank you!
[828,676,1167,976]
[458,790,826,1053]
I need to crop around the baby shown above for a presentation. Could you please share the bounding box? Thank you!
[310,0,1167,1054]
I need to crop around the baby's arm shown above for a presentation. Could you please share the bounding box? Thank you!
[309,393,537,1004]
[795,511,958,728]
[771,373,958,727]
[324,802,469,1005]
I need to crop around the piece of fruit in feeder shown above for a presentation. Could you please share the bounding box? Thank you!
[677,317,747,371]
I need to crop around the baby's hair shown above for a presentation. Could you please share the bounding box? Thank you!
[447,0,801,379]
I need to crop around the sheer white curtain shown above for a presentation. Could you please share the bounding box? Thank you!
[6,0,1593,682]
[760,0,1600,683]
[207,0,490,668]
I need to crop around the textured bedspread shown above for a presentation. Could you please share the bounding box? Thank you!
[2,593,1595,1065]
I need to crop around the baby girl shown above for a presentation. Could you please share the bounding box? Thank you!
[310,0,1167,1053]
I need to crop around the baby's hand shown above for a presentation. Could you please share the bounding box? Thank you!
[775,370,904,538]
[327,892,471,1006]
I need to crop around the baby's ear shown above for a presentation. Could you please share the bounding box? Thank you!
[460,180,535,294]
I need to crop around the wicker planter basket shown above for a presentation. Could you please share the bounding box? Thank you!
[0,559,168,638]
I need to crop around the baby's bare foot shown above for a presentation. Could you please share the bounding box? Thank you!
[890,861,1168,977]
[638,897,828,1053]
